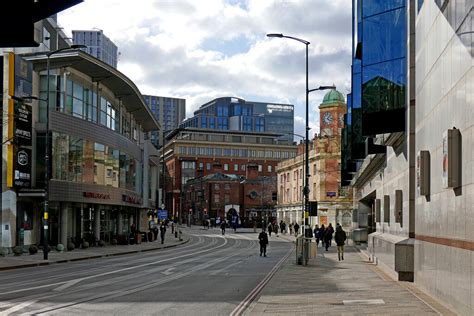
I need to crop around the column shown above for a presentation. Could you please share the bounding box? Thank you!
[60,203,69,246]
[94,207,100,242]
[117,211,123,235]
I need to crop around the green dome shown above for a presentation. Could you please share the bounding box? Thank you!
[321,89,345,106]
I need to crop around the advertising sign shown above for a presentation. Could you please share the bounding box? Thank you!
[14,147,31,188]
[14,101,32,146]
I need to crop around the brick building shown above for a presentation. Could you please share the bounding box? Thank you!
[162,128,297,223]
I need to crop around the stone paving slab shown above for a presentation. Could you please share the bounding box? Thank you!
[0,234,189,271]
[246,244,455,316]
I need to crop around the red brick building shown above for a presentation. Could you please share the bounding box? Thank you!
[162,128,297,224]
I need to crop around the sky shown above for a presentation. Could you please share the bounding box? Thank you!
[58,0,352,139]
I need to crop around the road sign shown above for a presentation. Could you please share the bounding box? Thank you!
[158,209,168,220]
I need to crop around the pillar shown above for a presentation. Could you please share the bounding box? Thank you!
[94,208,100,242]
[118,211,123,235]
[60,203,69,246]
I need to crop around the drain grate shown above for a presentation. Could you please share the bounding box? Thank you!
[343,299,385,305]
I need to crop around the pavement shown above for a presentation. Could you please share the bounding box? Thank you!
[0,230,189,271]
[247,234,456,316]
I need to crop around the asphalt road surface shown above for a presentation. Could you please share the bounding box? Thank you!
[0,227,293,315]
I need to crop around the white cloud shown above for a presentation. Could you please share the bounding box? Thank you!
[58,0,351,134]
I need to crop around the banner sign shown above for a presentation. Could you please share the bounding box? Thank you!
[14,147,31,188]
[14,101,32,146]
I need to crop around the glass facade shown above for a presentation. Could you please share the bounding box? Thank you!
[360,0,407,135]
[179,97,294,142]
[51,132,142,193]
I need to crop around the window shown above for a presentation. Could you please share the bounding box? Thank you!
[99,97,118,131]
[241,164,246,171]
[182,161,195,169]
[225,183,230,190]
[199,162,204,169]
[268,165,272,172]
[206,163,211,170]
[258,165,262,172]
[234,164,238,171]
[224,194,230,204]
[214,193,220,203]
[224,164,229,171]
[214,183,220,190]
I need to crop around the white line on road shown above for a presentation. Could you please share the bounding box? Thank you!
[53,278,86,292]
[343,299,385,305]
[0,300,37,316]
[161,267,175,275]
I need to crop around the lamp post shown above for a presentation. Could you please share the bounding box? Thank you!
[43,44,86,260]
[267,33,335,236]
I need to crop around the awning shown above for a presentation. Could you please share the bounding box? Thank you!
[24,50,160,132]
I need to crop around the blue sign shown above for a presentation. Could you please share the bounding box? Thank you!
[158,210,168,220]
[326,192,337,197]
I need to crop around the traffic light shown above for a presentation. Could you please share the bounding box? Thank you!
[309,201,318,216]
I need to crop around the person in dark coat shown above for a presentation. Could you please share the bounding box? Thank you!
[293,222,300,237]
[334,224,347,261]
[159,222,166,244]
[318,224,325,247]
[221,220,226,235]
[258,229,269,257]
[324,223,334,251]
[267,223,273,237]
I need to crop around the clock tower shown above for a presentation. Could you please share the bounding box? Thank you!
[319,89,346,137]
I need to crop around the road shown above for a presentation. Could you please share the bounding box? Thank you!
[0,227,293,315]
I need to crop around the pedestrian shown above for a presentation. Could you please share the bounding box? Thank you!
[171,221,175,234]
[313,225,320,246]
[273,222,279,237]
[258,229,269,257]
[289,223,293,235]
[153,224,158,241]
[324,223,334,251]
[334,224,347,261]
[267,223,273,237]
[159,221,166,244]
[318,224,325,247]
[294,222,300,237]
[221,220,226,235]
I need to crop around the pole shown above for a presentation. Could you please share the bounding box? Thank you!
[161,131,165,211]
[304,42,309,230]
[43,55,50,260]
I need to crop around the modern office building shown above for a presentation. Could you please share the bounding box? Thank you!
[143,95,186,148]
[162,128,297,223]
[179,97,294,143]
[72,30,118,68]
[342,0,473,313]
[1,43,161,250]
[277,90,352,230]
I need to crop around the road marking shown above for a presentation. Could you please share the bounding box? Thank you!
[230,247,293,316]
[161,267,175,275]
[209,260,242,275]
[53,278,85,292]
[0,300,37,315]
[0,237,229,297]
[343,299,385,305]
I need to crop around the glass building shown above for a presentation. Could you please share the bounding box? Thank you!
[72,30,118,68]
[143,95,186,148]
[179,97,294,142]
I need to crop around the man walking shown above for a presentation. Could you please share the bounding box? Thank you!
[258,229,269,257]
[334,224,347,261]
[221,219,226,235]
[159,221,167,244]
[293,222,300,237]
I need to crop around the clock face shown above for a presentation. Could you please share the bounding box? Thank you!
[322,112,333,125]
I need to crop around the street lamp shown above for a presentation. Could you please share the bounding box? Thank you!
[267,33,335,235]
[43,44,86,260]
